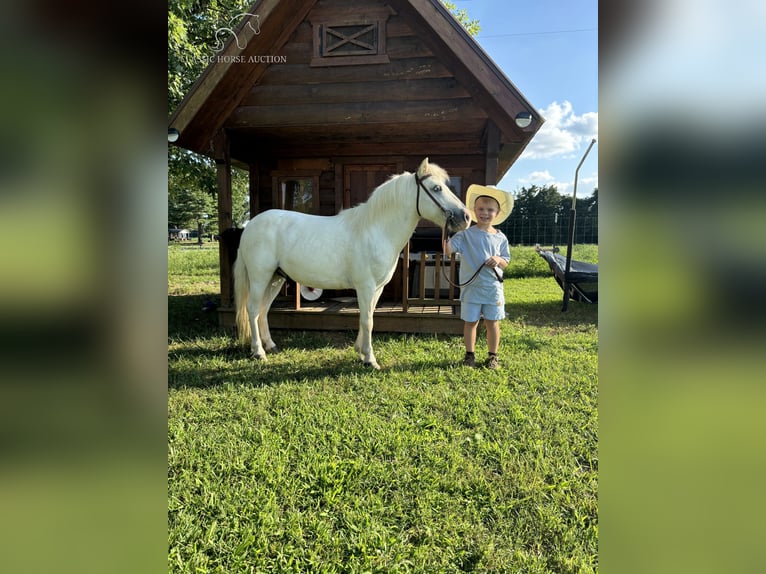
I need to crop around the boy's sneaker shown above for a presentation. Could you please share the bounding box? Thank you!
[462,352,476,368]
[485,354,499,370]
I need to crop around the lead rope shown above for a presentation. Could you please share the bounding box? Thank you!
[413,172,501,288]
[437,226,503,289]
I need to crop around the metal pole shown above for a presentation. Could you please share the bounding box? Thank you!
[563,138,596,311]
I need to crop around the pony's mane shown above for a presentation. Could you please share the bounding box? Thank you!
[339,162,449,231]
[419,161,450,183]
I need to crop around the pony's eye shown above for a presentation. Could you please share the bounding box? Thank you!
[432,185,442,193]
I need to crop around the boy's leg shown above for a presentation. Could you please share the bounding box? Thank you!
[460,303,481,367]
[463,320,479,352]
[485,319,500,354]
[485,319,500,369]
[460,302,481,353]
[462,320,479,367]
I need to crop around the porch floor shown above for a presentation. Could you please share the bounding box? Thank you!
[218,297,463,334]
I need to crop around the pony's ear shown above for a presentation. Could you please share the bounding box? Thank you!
[417,157,429,176]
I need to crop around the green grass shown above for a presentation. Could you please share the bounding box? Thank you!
[168,243,598,573]
[168,242,221,296]
[504,244,598,279]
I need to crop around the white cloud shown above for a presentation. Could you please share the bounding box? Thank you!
[518,170,556,186]
[522,101,598,160]
[558,173,599,198]
[510,170,598,198]
[579,174,599,192]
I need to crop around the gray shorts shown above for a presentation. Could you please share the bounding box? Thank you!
[460,301,506,322]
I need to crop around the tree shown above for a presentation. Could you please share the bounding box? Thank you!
[443,1,481,36]
[585,187,598,217]
[168,0,254,112]
[513,185,563,218]
[168,0,253,232]
[168,187,214,229]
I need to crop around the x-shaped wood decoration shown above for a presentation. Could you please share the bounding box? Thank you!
[325,24,376,53]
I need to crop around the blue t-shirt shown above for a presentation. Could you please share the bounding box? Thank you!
[448,225,510,304]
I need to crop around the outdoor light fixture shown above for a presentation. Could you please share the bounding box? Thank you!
[514,111,532,128]
[168,128,180,143]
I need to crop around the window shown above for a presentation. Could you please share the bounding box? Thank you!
[280,178,314,213]
[273,175,320,214]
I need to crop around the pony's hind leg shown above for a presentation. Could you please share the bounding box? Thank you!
[258,275,284,353]
[246,277,273,360]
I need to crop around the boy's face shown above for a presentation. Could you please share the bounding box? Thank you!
[473,196,500,225]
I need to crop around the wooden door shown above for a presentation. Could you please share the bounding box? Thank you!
[339,164,401,301]
[343,164,397,208]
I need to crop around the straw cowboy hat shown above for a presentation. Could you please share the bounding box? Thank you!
[465,184,514,225]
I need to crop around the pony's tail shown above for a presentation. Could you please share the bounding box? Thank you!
[233,253,251,345]
[221,227,250,345]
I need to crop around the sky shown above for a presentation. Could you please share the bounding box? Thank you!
[453,0,599,198]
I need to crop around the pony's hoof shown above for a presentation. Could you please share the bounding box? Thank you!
[363,361,381,370]
[266,346,279,354]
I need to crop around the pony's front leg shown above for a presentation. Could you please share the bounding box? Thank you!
[354,285,384,369]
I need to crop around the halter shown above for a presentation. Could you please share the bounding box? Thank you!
[414,173,503,288]
[414,173,451,221]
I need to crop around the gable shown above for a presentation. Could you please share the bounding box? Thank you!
[170,0,542,177]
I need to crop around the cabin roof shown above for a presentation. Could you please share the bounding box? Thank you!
[169,0,543,180]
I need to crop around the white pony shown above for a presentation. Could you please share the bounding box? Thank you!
[233,158,470,369]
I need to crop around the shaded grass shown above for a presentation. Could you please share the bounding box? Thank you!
[168,242,598,573]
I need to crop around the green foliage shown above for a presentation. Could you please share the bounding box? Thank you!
[168,243,598,572]
[515,185,565,218]
[168,0,254,112]
[168,0,253,231]
[168,175,215,231]
[442,1,481,36]
[587,188,599,217]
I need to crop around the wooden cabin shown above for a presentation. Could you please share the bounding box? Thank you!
[169,0,542,334]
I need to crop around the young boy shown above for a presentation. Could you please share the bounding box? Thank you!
[444,185,512,369]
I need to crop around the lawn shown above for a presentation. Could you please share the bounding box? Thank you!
[168,242,598,573]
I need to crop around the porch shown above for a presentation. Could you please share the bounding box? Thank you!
[219,297,463,335]
[218,243,465,335]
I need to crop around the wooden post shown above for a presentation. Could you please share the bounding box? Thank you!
[485,119,500,184]
[334,162,344,212]
[248,163,259,221]
[402,241,410,312]
[213,131,233,310]
[434,252,442,302]
[418,252,427,300]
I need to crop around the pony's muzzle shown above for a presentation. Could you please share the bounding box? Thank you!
[445,209,470,233]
